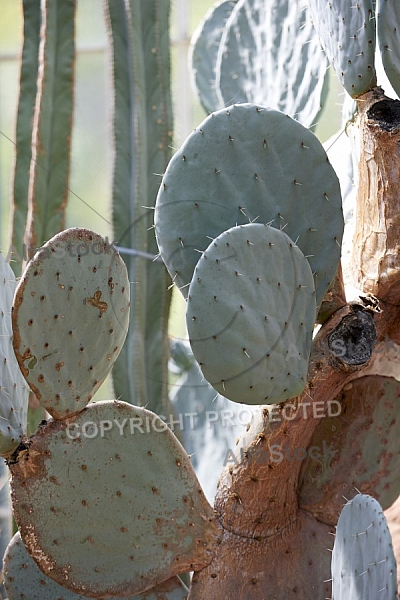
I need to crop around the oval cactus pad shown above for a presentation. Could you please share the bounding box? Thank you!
[12,228,130,419]
[4,531,95,600]
[155,103,343,307]
[309,0,376,98]
[186,224,316,404]
[4,531,188,600]
[10,401,219,597]
[332,494,397,600]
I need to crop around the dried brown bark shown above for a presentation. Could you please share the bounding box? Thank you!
[352,88,400,304]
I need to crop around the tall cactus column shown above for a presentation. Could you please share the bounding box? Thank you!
[105,0,173,414]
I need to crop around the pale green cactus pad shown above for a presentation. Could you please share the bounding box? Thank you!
[378,1,400,99]
[189,0,239,114]
[186,224,316,404]
[4,532,188,600]
[9,400,219,597]
[298,376,400,525]
[155,103,343,308]
[12,228,130,420]
[215,0,329,127]
[4,531,96,600]
[309,0,376,97]
[0,252,29,457]
[331,494,397,600]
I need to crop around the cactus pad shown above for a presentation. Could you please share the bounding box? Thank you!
[215,0,329,127]
[378,1,400,99]
[331,494,397,599]
[3,532,188,600]
[186,224,316,404]
[0,252,29,457]
[155,103,343,308]
[298,375,400,524]
[189,0,238,114]
[308,0,377,97]
[4,531,94,600]
[12,228,130,420]
[9,400,219,597]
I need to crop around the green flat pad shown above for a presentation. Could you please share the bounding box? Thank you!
[4,532,188,600]
[186,224,316,404]
[189,0,239,114]
[10,401,219,597]
[155,103,343,308]
[309,0,376,97]
[215,0,329,127]
[332,494,397,600]
[12,228,130,419]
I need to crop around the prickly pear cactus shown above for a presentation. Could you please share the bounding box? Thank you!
[378,1,400,99]
[3,532,188,600]
[308,0,377,97]
[9,400,220,597]
[186,223,316,404]
[189,0,239,115]
[154,103,343,309]
[4,531,97,600]
[214,0,329,127]
[12,228,130,420]
[0,252,29,457]
[299,376,400,525]
[331,493,397,599]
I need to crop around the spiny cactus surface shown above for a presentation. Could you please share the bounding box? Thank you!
[331,493,397,599]
[4,531,95,600]
[0,253,29,457]
[299,376,400,525]
[186,224,316,404]
[12,228,130,420]
[9,400,219,597]
[189,0,238,115]
[308,0,377,97]
[215,0,328,126]
[155,103,343,308]
[378,1,400,99]
[3,532,189,600]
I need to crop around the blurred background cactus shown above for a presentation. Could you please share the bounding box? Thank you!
[1,0,400,598]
